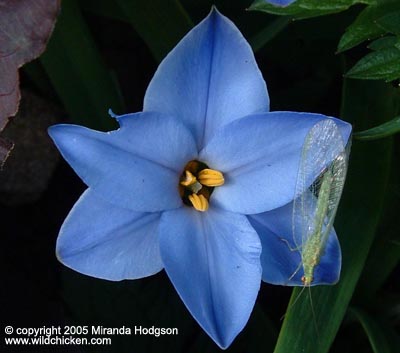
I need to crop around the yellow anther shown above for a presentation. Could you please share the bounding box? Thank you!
[198,169,225,187]
[188,193,209,212]
[180,170,197,186]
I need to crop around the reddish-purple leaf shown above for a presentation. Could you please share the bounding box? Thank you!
[0,0,60,163]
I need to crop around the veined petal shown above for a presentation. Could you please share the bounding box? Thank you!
[56,189,163,281]
[49,112,198,212]
[200,112,352,214]
[159,207,262,348]
[144,8,269,150]
[248,199,341,286]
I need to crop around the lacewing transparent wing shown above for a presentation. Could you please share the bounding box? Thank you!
[292,119,350,286]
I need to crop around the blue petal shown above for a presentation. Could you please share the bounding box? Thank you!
[57,189,163,281]
[159,207,262,348]
[49,112,198,212]
[144,8,269,150]
[265,0,296,6]
[200,112,351,214]
[248,199,341,286]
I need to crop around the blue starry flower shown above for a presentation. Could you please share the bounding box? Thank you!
[264,0,296,7]
[49,8,351,349]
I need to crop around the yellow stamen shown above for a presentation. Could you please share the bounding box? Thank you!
[198,168,225,187]
[188,193,209,212]
[180,170,197,186]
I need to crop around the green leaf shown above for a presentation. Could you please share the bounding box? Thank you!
[355,167,400,300]
[81,0,193,62]
[337,2,400,53]
[368,36,398,50]
[357,226,400,297]
[23,60,56,99]
[348,307,395,353]
[345,47,400,81]
[376,11,400,35]
[354,116,400,140]
[40,0,124,130]
[114,0,193,62]
[80,0,128,23]
[273,79,395,353]
[249,0,371,20]
[249,16,292,52]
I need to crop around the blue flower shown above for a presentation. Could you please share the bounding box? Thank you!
[264,0,296,7]
[49,8,351,349]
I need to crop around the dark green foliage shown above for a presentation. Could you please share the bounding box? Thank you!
[337,2,393,53]
[114,0,193,62]
[354,117,400,140]
[40,0,124,130]
[249,0,372,20]
[345,47,400,81]
[348,307,397,353]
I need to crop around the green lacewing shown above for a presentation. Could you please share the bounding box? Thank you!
[290,119,350,286]
[283,119,351,335]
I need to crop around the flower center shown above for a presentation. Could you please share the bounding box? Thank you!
[179,160,224,212]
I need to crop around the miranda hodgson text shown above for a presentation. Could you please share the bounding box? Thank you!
[91,326,179,337]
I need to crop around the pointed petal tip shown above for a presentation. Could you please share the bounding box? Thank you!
[198,6,225,35]
[215,336,234,350]
[160,208,261,349]
[48,124,76,144]
[208,5,224,19]
[107,109,131,129]
[47,124,91,149]
[144,6,269,148]
[205,5,239,31]
[47,124,62,138]
[47,125,58,141]
[108,108,118,119]
[55,190,165,281]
